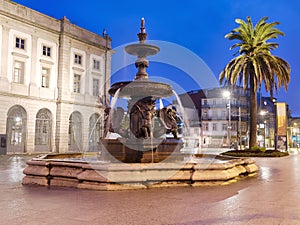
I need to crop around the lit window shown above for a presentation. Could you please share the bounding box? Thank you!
[73,74,81,93]
[35,109,52,145]
[13,61,24,84]
[93,59,100,70]
[93,78,99,96]
[15,37,25,50]
[42,46,51,57]
[41,68,50,88]
[202,110,208,119]
[74,54,82,65]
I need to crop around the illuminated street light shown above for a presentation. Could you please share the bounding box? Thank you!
[259,110,268,148]
[223,90,231,147]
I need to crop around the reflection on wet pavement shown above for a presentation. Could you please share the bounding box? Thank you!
[1,153,300,224]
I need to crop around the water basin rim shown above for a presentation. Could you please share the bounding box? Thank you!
[109,80,173,98]
[125,43,160,56]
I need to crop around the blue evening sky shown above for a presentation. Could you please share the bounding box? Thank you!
[13,0,300,116]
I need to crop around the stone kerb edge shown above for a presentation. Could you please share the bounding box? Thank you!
[22,157,259,190]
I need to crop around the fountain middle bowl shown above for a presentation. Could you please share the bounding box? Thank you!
[109,80,173,98]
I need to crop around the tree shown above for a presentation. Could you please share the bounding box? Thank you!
[219,16,290,148]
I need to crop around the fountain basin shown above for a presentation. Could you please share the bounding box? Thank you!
[109,80,173,98]
[22,153,259,191]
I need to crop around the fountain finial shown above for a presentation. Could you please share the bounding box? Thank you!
[141,18,145,30]
[137,17,147,43]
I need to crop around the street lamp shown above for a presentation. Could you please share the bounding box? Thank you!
[259,110,268,148]
[272,98,277,149]
[223,90,231,148]
[293,123,298,148]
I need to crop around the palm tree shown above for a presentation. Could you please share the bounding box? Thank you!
[219,16,290,149]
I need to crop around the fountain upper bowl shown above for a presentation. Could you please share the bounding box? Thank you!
[125,43,160,57]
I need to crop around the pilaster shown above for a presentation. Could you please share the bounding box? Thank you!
[0,25,10,92]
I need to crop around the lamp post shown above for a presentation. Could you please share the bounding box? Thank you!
[259,110,268,148]
[272,98,277,150]
[264,120,268,147]
[223,90,231,148]
[293,123,298,148]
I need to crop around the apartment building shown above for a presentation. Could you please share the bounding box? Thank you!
[200,86,250,148]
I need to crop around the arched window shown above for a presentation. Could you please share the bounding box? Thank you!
[35,108,52,152]
[89,113,102,151]
[68,111,82,152]
[6,105,27,153]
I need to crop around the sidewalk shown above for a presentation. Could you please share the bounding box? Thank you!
[1,153,300,225]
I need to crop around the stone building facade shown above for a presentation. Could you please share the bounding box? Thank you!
[0,0,111,154]
[176,86,250,148]
[201,86,250,148]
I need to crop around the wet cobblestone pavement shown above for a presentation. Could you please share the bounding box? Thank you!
[1,152,300,225]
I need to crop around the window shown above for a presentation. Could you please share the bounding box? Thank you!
[73,74,81,93]
[212,123,217,131]
[222,110,226,119]
[6,105,27,153]
[89,113,102,151]
[68,112,82,151]
[212,110,217,119]
[222,123,227,131]
[41,68,50,88]
[74,54,82,65]
[203,123,208,131]
[35,109,52,146]
[93,78,99,96]
[42,45,51,57]
[15,37,25,50]
[231,123,236,131]
[202,99,207,106]
[202,110,208,119]
[241,122,247,132]
[13,61,24,84]
[93,59,100,70]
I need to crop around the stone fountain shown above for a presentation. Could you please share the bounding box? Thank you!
[22,19,259,191]
[102,18,182,163]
